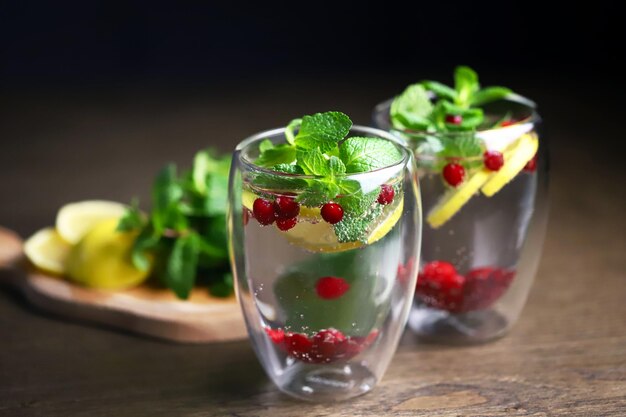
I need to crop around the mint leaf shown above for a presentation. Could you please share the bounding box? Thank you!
[273,163,305,174]
[421,80,457,101]
[164,233,200,300]
[294,111,352,152]
[259,139,274,153]
[152,164,184,233]
[469,86,512,107]
[390,84,433,130]
[131,226,160,272]
[334,204,384,243]
[117,199,144,232]
[339,137,403,173]
[297,147,330,176]
[339,188,379,217]
[285,119,301,146]
[328,156,346,176]
[437,134,483,171]
[454,66,480,107]
[297,179,339,207]
[255,144,296,167]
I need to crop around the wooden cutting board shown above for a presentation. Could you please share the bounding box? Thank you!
[0,227,247,343]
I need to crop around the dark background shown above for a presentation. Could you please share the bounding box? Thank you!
[0,1,622,235]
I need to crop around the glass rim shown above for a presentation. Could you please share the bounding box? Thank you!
[372,97,541,137]
[236,124,412,179]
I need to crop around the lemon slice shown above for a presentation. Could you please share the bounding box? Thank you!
[426,169,493,229]
[243,188,403,253]
[56,200,127,244]
[282,198,404,253]
[66,219,151,290]
[24,228,71,274]
[481,133,539,197]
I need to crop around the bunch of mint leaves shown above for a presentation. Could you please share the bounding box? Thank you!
[390,66,533,167]
[253,111,402,243]
[117,149,232,300]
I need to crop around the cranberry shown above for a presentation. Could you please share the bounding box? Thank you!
[501,119,517,127]
[484,150,504,171]
[445,114,463,125]
[284,333,313,360]
[321,202,344,224]
[311,329,346,362]
[276,217,297,231]
[316,276,350,299]
[416,261,465,312]
[252,198,275,225]
[524,154,537,172]
[265,327,285,344]
[442,163,465,187]
[463,267,516,311]
[377,184,395,205]
[273,196,300,219]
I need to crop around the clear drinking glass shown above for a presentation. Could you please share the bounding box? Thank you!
[227,126,421,401]
[373,98,548,344]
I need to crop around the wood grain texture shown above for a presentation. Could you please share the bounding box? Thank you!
[0,229,246,343]
[0,80,624,416]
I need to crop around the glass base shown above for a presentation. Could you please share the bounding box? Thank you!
[408,307,510,345]
[278,363,377,402]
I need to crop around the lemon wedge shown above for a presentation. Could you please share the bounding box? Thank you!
[426,169,492,229]
[24,228,72,274]
[66,219,152,290]
[482,133,538,197]
[56,200,127,244]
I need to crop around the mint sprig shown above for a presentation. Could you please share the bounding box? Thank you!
[251,111,403,240]
[118,149,233,299]
[389,66,533,168]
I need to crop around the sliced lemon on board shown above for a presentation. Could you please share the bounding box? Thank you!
[481,133,539,197]
[24,228,72,274]
[426,169,493,229]
[56,200,127,244]
[66,219,152,290]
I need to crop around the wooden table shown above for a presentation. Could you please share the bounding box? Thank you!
[1,76,624,416]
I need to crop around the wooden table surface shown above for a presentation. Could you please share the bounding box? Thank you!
[1,76,625,416]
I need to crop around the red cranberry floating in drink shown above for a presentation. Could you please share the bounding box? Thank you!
[284,332,313,361]
[321,202,344,224]
[377,184,395,205]
[442,163,465,187]
[316,276,350,299]
[276,217,297,231]
[252,198,275,225]
[484,150,504,171]
[274,196,300,219]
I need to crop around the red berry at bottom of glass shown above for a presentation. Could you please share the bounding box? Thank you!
[442,163,465,187]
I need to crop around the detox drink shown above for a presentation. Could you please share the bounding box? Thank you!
[373,67,549,343]
[228,112,421,401]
